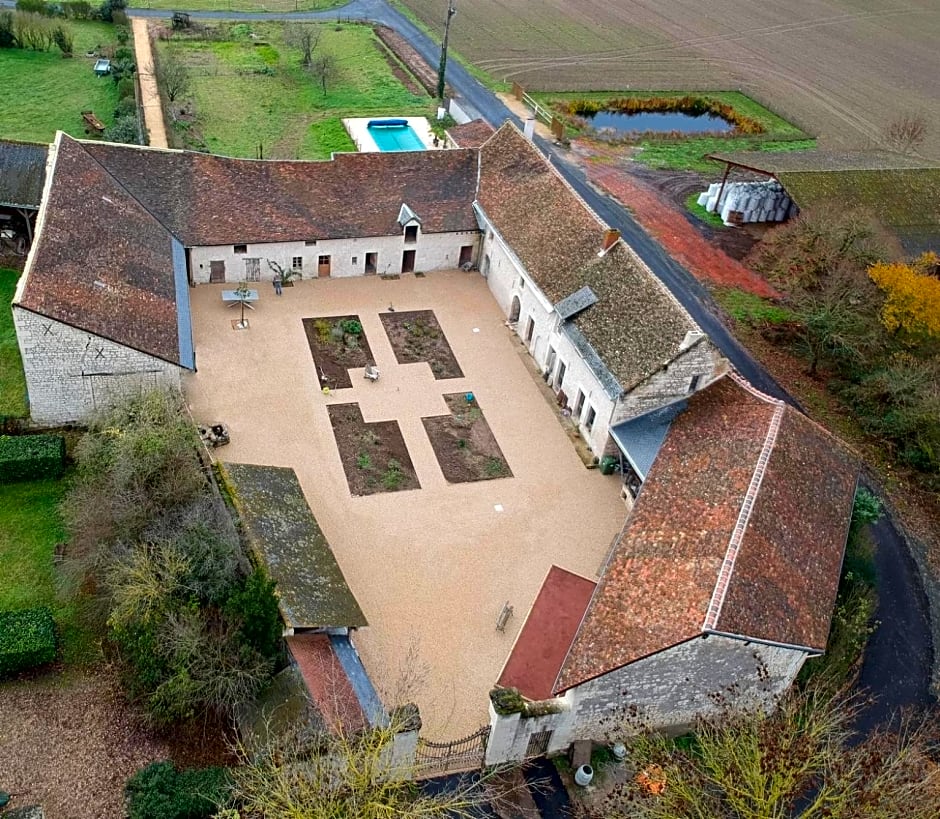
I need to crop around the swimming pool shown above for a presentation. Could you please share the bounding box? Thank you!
[367,120,427,152]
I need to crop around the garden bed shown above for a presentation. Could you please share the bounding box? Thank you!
[422,394,511,483]
[303,315,374,389]
[380,310,463,379]
[328,403,420,496]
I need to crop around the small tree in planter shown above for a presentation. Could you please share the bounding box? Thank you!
[267,259,300,288]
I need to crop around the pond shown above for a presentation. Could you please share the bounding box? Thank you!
[584,110,735,134]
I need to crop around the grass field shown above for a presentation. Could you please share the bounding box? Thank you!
[400,0,940,160]
[131,0,343,10]
[0,478,98,665]
[1,269,28,419]
[0,21,121,144]
[159,22,431,159]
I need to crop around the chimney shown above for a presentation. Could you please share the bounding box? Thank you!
[523,118,536,141]
[601,228,620,252]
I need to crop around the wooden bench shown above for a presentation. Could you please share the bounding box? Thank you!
[81,110,105,134]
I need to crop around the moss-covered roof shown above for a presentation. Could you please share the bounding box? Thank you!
[222,463,367,630]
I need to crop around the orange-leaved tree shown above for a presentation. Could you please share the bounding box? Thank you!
[868,252,940,340]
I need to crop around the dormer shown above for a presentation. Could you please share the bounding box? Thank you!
[398,203,420,243]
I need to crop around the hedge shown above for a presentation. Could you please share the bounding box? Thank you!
[0,607,57,677]
[126,761,232,819]
[0,434,65,483]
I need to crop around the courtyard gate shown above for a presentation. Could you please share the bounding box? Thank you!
[415,725,490,777]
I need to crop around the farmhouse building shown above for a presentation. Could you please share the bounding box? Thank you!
[487,372,858,763]
[13,125,724,458]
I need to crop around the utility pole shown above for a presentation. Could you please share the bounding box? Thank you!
[436,0,457,102]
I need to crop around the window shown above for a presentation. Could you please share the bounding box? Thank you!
[518,277,525,290]
[584,405,596,432]
[524,316,534,343]
[689,374,702,392]
[351,256,358,265]
[555,360,567,391]
[573,390,585,419]
[304,240,317,246]
[318,255,330,265]
[404,224,418,243]
[291,256,303,271]
[233,244,247,254]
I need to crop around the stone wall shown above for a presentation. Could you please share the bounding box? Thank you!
[610,338,728,431]
[13,308,182,424]
[485,634,807,764]
[189,231,481,284]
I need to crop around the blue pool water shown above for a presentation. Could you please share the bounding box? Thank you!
[367,122,426,152]
[585,110,734,134]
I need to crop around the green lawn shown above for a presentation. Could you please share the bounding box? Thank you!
[0,21,121,143]
[0,478,98,665]
[160,22,433,159]
[0,269,28,419]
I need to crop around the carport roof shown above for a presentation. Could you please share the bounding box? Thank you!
[0,139,47,208]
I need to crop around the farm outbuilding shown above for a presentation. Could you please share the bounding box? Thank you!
[706,149,940,252]
[0,139,48,249]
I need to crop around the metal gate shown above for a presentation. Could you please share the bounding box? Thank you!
[415,725,489,777]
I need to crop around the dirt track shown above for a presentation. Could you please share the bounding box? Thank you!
[402,0,940,159]
[131,18,168,148]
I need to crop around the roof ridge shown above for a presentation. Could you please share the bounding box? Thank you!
[702,399,785,631]
[728,369,786,407]
[73,135,184,241]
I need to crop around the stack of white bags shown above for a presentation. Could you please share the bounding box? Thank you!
[697,180,792,226]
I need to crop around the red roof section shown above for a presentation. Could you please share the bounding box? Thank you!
[556,375,858,692]
[498,566,596,701]
[287,633,366,735]
[446,119,495,148]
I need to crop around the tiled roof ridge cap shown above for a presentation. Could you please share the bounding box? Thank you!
[728,370,786,407]
[499,121,609,232]
[702,395,786,631]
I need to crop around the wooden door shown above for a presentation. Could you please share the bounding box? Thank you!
[402,249,416,274]
[318,255,331,278]
[458,244,473,268]
[209,260,225,283]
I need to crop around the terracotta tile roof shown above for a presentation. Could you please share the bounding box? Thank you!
[556,374,857,691]
[17,134,185,365]
[446,119,495,148]
[478,124,696,392]
[83,141,481,246]
[497,566,596,701]
[0,139,48,208]
[288,633,366,735]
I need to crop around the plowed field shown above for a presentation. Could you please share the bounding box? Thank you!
[402,0,940,159]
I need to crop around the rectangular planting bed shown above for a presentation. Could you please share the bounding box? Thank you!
[328,403,420,496]
[422,394,512,483]
[379,310,463,379]
[302,315,374,389]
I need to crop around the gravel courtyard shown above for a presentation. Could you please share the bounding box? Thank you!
[186,270,625,740]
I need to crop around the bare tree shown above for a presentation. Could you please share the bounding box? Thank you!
[883,113,928,155]
[287,23,321,69]
[158,49,190,103]
[311,52,338,95]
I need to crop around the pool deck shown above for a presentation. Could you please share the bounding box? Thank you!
[344,116,438,152]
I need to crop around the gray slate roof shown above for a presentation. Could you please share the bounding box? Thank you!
[223,462,367,630]
[609,399,688,479]
[0,140,48,208]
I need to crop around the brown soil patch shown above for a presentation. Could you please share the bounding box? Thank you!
[379,310,464,379]
[302,315,375,389]
[0,669,166,819]
[374,25,441,98]
[569,140,779,297]
[423,394,512,483]
[372,29,426,97]
[327,403,420,496]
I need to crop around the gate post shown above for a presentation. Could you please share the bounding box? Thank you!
[389,704,421,780]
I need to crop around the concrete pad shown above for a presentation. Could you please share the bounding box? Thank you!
[186,270,626,740]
